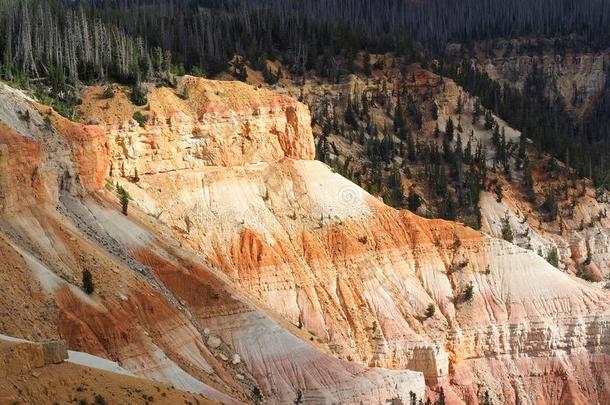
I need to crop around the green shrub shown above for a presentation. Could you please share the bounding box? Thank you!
[262,65,279,85]
[132,111,148,127]
[116,184,131,216]
[425,303,435,318]
[94,395,108,405]
[546,247,559,268]
[178,86,190,100]
[464,284,474,301]
[132,168,140,183]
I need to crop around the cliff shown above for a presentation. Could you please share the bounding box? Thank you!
[89,77,610,404]
[448,39,610,116]
[0,75,609,404]
[0,80,422,404]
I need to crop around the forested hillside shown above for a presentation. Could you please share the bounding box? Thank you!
[0,0,608,188]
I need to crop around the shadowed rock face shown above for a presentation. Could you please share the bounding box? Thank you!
[0,77,609,404]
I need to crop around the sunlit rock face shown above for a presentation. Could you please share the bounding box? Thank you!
[91,77,610,404]
[0,79,423,404]
[1,76,609,404]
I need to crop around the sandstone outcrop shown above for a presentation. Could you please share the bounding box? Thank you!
[91,77,610,404]
[0,79,421,404]
[0,75,609,404]
[447,40,610,116]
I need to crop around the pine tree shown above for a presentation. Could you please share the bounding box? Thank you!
[407,188,422,212]
[501,213,514,243]
[484,110,495,130]
[394,101,404,131]
[131,81,148,106]
[431,103,438,120]
[473,99,482,124]
[523,157,536,203]
[345,98,358,129]
[433,122,441,138]
[495,184,503,202]
[387,167,404,207]
[445,117,454,141]
[492,124,500,146]
[262,64,279,85]
[441,193,457,220]
[464,284,474,301]
[116,184,131,216]
[542,192,558,221]
[82,269,95,295]
[407,134,417,162]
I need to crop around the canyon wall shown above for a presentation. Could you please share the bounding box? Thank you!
[0,81,423,404]
[87,77,610,404]
[0,76,609,404]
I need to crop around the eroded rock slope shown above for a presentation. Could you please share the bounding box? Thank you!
[0,81,423,404]
[72,77,610,404]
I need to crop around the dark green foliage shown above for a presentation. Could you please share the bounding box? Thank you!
[116,184,131,216]
[546,247,559,268]
[409,391,417,405]
[345,98,358,129]
[542,192,558,221]
[102,86,114,99]
[231,57,248,82]
[501,214,514,243]
[577,266,595,282]
[436,388,446,405]
[82,269,94,295]
[440,193,456,220]
[386,167,404,207]
[263,65,279,85]
[132,111,149,127]
[294,389,303,405]
[425,304,435,318]
[431,103,438,120]
[484,110,495,130]
[464,284,474,301]
[523,157,537,203]
[178,86,190,100]
[251,387,263,405]
[495,184,503,202]
[131,83,148,106]
[94,395,108,405]
[444,61,609,191]
[407,188,422,212]
[445,117,454,141]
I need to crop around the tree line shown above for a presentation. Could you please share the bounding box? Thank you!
[6,0,609,84]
